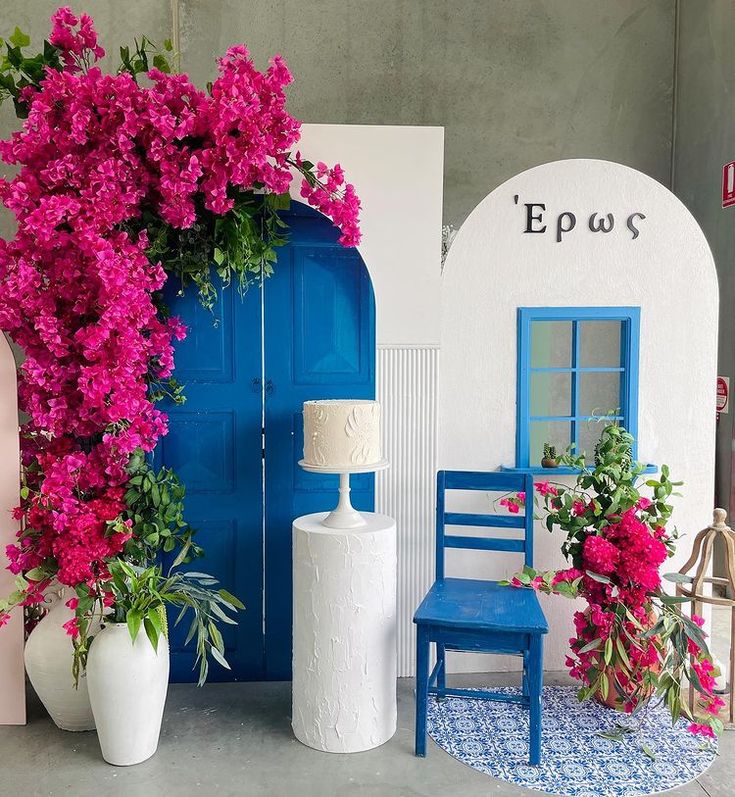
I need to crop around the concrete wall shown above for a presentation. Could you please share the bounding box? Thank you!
[177,0,676,228]
[0,1,172,240]
[673,1,735,520]
[0,1,678,244]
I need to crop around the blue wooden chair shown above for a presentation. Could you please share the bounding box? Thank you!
[413,470,548,765]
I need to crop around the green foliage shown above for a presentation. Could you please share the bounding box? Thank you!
[73,560,244,686]
[548,425,681,570]
[118,35,174,80]
[139,190,290,313]
[122,449,202,567]
[542,442,556,461]
[0,28,62,117]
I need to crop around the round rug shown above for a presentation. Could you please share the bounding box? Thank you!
[427,686,717,797]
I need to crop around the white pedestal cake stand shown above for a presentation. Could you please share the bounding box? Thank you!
[292,457,396,753]
[297,459,389,528]
[291,511,397,753]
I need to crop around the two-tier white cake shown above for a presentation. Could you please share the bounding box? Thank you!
[302,399,382,469]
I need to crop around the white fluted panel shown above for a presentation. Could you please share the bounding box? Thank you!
[376,345,439,676]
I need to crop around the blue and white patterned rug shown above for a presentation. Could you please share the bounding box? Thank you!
[427,686,717,797]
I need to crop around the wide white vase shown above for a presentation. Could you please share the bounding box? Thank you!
[87,623,169,766]
[24,589,96,732]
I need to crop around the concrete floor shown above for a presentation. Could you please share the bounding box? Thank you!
[1,673,733,797]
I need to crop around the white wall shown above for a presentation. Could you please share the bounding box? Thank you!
[294,125,444,675]
[440,159,719,673]
[295,124,444,346]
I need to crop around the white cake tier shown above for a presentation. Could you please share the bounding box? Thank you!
[302,399,382,469]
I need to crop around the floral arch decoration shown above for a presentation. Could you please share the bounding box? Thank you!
[0,7,361,679]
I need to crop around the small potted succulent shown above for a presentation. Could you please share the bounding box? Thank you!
[541,442,558,469]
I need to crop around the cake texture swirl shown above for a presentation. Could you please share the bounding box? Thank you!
[302,400,382,468]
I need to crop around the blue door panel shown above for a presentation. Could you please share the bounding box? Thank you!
[157,281,264,682]
[264,205,376,680]
[158,202,375,682]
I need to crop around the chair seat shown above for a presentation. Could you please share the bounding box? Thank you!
[413,577,548,634]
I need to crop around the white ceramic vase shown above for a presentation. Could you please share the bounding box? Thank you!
[24,588,96,732]
[87,623,169,766]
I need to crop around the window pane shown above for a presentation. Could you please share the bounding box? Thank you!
[531,372,571,417]
[579,372,622,417]
[530,420,571,465]
[579,321,622,367]
[577,419,609,462]
[531,321,572,368]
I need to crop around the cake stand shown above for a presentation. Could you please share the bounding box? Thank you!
[297,459,390,528]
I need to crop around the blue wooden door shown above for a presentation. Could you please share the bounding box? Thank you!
[159,202,375,681]
[157,280,264,681]
[263,204,376,679]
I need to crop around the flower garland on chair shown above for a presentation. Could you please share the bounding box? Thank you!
[0,8,361,673]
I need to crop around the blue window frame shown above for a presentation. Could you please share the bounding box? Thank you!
[516,307,640,468]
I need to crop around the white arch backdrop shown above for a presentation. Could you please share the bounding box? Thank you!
[440,158,719,673]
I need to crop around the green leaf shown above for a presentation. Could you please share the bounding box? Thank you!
[210,645,231,670]
[9,27,30,48]
[209,621,224,653]
[24,567,47,582]
[163,38,173,51]
[585,570,612,584]
[127,610,142,643]
[603,637,613,666]
[578,638,602,654]
[20,485,29,499]
[143,616,160,652]
[663,572,693,584]
[218,589,245,610]
[267,192,291,211]
[641,743,656,761]
[152,54,170,73]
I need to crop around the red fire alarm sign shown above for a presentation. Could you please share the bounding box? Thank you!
[724,161,735,209]
[717,376,730,415]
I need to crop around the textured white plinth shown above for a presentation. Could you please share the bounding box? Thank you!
[292,512,397,753]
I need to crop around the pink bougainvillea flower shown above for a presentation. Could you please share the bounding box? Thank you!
[0,612,10,628]
[636,497,652,510]
[582,534,620,576]
[62,617,80,638]
[688,722,716,738]
[534,481,558,497]
[572,499,586,516]
[0,8,362,620]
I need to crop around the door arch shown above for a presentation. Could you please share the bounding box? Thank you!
[159,201,376,681]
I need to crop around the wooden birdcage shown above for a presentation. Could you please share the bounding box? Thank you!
[676,508,735,729]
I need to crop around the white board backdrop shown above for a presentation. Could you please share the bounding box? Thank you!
[440,158,718,673]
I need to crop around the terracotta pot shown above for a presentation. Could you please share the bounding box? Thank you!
[591,611,660,712]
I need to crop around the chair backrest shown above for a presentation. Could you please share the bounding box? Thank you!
[435,470,535,580]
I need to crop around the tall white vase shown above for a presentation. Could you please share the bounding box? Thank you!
[24,589,96,732]
[87,623,169,766]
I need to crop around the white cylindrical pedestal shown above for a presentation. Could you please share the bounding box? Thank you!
[292,512,397,753]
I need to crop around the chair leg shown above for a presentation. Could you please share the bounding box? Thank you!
[522,650,529,699]
[528,635,544,766]
[415,624,430,757]
[437,642,446,699]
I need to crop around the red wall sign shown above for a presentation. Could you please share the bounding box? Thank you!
[717,376,729,415]
[724,161,735,209]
